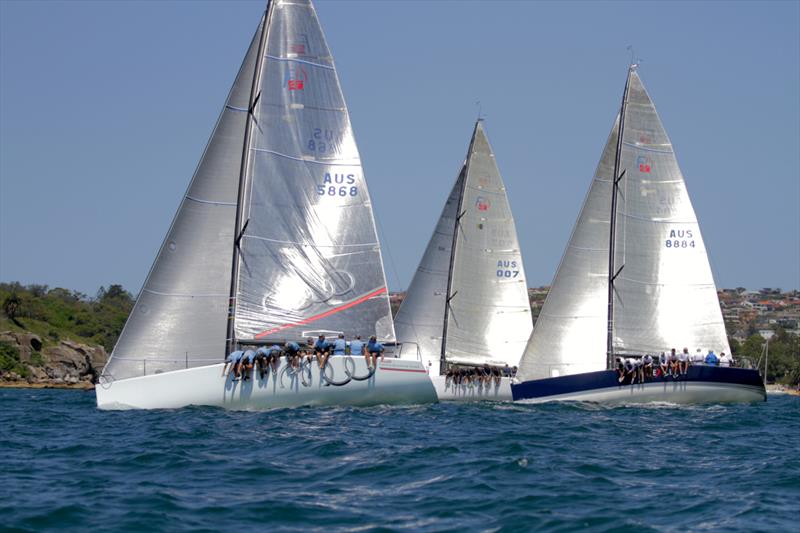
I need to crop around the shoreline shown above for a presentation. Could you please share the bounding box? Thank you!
[0,381,94,391]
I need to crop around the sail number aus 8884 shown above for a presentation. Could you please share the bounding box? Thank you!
[665,229,695,249]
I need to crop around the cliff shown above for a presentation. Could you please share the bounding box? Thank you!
[0,331,107,389]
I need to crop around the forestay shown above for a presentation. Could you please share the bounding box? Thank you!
[103,18,264,382]
[396,121,532,368]
[517,68,730,382]
[233,0,395,344]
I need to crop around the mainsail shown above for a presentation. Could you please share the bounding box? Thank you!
[104,0,395,383]
[517,67,730,382]
[395,121,532,368]
[104,18,264,382]
[231,0,395,344]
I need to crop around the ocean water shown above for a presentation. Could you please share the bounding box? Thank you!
[0,390,797,532]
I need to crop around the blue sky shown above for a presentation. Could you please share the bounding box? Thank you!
[1,0,798,297]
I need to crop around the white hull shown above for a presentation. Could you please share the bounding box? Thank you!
[514,380,765,405]
[96,356,437,410]
[431,374,512,401]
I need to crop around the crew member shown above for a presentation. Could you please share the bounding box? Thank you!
[366,335,384,369]
[315,335,331,368]
[332,334,347,356]
[284,341,301,369]
[223,350,244,378]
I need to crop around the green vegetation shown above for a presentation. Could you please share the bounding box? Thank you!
[0,283,134,352]
[0,341,29,378]
[732,328,800,386]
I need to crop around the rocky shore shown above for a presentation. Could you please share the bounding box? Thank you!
[0,331,107,390]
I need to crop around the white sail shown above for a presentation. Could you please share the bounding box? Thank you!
[612,71,731,356]
[394,169,465,358]
[396,121,532,368]
[517,68,730,382]
[232,0,395,343]
[103,18,264,382]
[517,119,618,381]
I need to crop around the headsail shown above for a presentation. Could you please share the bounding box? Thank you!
[103,18,265,382]
[232,0,395,343]
[396,121,532,368]
[394,168,465,358]
[517,68,730,382]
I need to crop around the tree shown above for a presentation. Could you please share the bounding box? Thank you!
[2,293,24,328]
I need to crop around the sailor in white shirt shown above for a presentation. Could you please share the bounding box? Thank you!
[679,348,690,375]
[719,352,731,367]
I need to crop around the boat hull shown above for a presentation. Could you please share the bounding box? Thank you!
[419,356,514,401]
[431,374,513,401]
[96,357,437,410]
[511,366,766,404]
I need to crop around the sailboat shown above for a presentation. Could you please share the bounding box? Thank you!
[96,0,436,410]
[395,120,533,400]
[511,65,765,404]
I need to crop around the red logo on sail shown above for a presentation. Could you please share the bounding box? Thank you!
[475,196,490,211]
[637,155,652,173]
[285,66,307,91]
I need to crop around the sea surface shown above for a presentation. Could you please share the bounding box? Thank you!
[0,389,797,532]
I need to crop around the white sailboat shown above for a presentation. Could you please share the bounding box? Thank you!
[96,0,436,410]
[511,65,765,404]
[395,120,533,400]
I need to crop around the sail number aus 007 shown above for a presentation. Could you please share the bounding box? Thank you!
[496,260,520,278]
[665,228,695,249]
[317,172,358,197]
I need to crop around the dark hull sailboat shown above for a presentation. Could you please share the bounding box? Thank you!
[511,66,765,405]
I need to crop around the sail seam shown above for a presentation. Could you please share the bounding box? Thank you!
[251,147,360,165]
[225,105,248,113]
[622,142,672,153]
[618,212,700,223]
[616,277,716,287]
[142,288,229,298]
[264,54,334,70]
[242,234,378,248]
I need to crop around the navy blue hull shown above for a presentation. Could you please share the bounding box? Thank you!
[511,366,766,403]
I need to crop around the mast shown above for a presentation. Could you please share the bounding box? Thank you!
[226,1,273,355]
[605,64,634,370]
[440,120,481,374]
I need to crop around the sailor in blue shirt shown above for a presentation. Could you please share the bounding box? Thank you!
[223,350,243,378]
[350,335,365,357]
[366,335,384,369]
[255,346,271,379]
[315,335,331,368]
[705,349,719,366]
[332,334,347,356]
[284,341,301,369]
[241,349,257,381]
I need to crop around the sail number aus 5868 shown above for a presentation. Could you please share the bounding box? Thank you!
[665,229,695,249]
[317,172,358,197]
